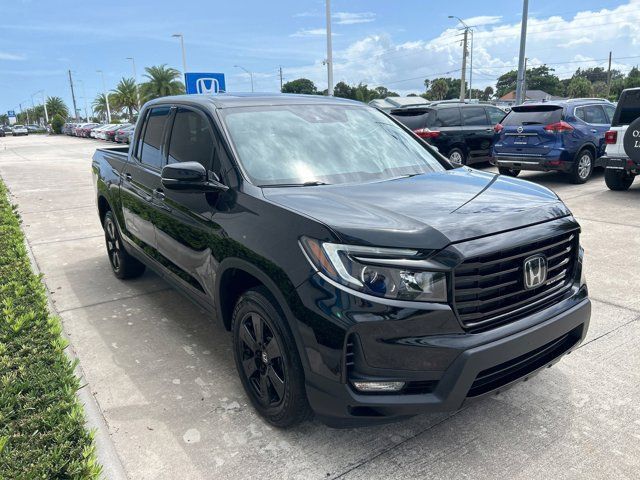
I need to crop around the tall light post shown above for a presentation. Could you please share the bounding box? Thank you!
[34,90,48,123]
[325,0,334,96]
[233,65,254,92]
[96,70,111,123]
[515,0,529,106]
[126,57,141,110]
[449,15,472,102]
[172,33,188,79]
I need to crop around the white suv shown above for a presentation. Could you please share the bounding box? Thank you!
[603,88,639,190]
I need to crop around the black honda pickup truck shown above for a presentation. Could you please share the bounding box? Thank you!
[92,93,590,428]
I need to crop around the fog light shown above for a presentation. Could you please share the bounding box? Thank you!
[352,381,405,392]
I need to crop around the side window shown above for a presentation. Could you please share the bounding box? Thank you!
[603,104,616,123]
[461,107,489,126]
[167,108,216,170]
[581,105,608,124]
[575,108,586,122]
[434,108,461,127]
[138,106,170,169]
[486,107,506,125]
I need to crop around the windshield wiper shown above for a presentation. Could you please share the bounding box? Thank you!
[260,180,330,188]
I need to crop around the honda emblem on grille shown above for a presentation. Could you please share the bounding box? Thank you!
[523,254,548,290]
[517,126,524,134]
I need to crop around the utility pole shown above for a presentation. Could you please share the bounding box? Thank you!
[68,70,79,121]
[522,57,528,101]
[279,66,284,92]
[41,91,49,123]
[515,0,529,105]
[325,0,334,96]
[460,28,468,102]
[468,29,474,100]
[606,51,613,98]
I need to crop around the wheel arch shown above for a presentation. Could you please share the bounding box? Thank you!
[97,195,111,226]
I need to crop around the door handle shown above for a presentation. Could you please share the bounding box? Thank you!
[591,129,598,133]
[124,173,132,181]
[153,188,165,200]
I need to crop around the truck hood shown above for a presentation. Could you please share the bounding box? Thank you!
[262,168,571,250]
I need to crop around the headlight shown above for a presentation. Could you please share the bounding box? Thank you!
[300,237,447,302]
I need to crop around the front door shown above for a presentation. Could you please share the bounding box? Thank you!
[153,106,227,301]
[461,106,493,159]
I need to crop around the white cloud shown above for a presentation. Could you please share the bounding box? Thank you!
[279,1,640,95]
[0,52,25,61]
[334,12,376,25]
[290,28,341,37]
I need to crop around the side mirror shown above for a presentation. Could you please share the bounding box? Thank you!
[161,161,228,192]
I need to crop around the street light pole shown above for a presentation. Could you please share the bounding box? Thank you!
[326,0,334,96]
[172,34,188,79]
[515,0,529,106]
[233,65,254,92]
[97,70,111,123]
[34,90,49,124]
[126,57,141,110]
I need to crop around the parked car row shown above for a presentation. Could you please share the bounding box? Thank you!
[63,122,134,144]
[390,97,617,184]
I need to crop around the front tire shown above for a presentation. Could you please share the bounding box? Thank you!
[103,211,145,279]
[569,149,594,184]
[498,166,520,177]
[605,168,635,191]
[232,287,312,428]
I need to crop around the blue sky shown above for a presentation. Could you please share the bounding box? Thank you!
[1,0,637,115]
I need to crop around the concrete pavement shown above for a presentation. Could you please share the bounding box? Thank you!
[1,135,639,479]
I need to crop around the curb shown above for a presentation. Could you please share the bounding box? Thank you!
[21,206,129,480]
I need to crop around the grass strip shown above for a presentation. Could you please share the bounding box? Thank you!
[0,179,101,479]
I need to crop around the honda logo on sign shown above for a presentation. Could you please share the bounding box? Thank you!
[523,254,548,290]
[196,77,220,94]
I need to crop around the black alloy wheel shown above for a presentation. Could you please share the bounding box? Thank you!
[238,312,286,407]
[103,211,145,279]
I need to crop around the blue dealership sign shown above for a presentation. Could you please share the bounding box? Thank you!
[185,73,226,95]
[7,110,15,118]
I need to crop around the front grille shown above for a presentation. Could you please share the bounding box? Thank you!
[454,230,578,331]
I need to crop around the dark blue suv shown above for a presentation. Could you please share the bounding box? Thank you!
[491,99,616,183]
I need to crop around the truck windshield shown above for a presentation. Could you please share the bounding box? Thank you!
[221,104,445,186]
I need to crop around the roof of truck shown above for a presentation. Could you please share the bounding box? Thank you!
[145,92,363,109]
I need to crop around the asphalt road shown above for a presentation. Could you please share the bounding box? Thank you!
[1,134,639,480]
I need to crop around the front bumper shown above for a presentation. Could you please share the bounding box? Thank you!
[305,292,590,427]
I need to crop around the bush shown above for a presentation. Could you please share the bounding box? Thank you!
[51,114,64,134]
[0,180,101,479]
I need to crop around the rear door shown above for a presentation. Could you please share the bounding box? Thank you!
[120,105,171,253]
[431,107,462,156]
[496,105,563,155]
[461,106,493,159]
[574,104,610,157]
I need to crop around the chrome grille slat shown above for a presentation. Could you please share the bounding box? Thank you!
[453,230,579,330]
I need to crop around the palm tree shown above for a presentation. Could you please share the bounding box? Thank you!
[139,64,185,102]
[112,77,139,119]
[46,96,69,119]
[430,79,449,101]
[92,93,111,121]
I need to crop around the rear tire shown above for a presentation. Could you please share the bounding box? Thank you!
[605,168,635,191]
[569,149,594,184]
[232,287,312,428]
[103,211,146,279]
[448,148,467,166]
[498,167,520,177]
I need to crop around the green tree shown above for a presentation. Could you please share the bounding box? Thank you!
[333,81,356,99]
[495,65,562,98]
[625,67,640,89]
[429,78,449,100]
[372,86,398,98]
[281,78,317,95]
[0,113,8,125]
[139,64,185,102]
[567,76,593,98]
[111,77,139,118]
[45,96,68,119]
[482,86,494,101]
[51,114,65,134]
[92,93,112,120]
